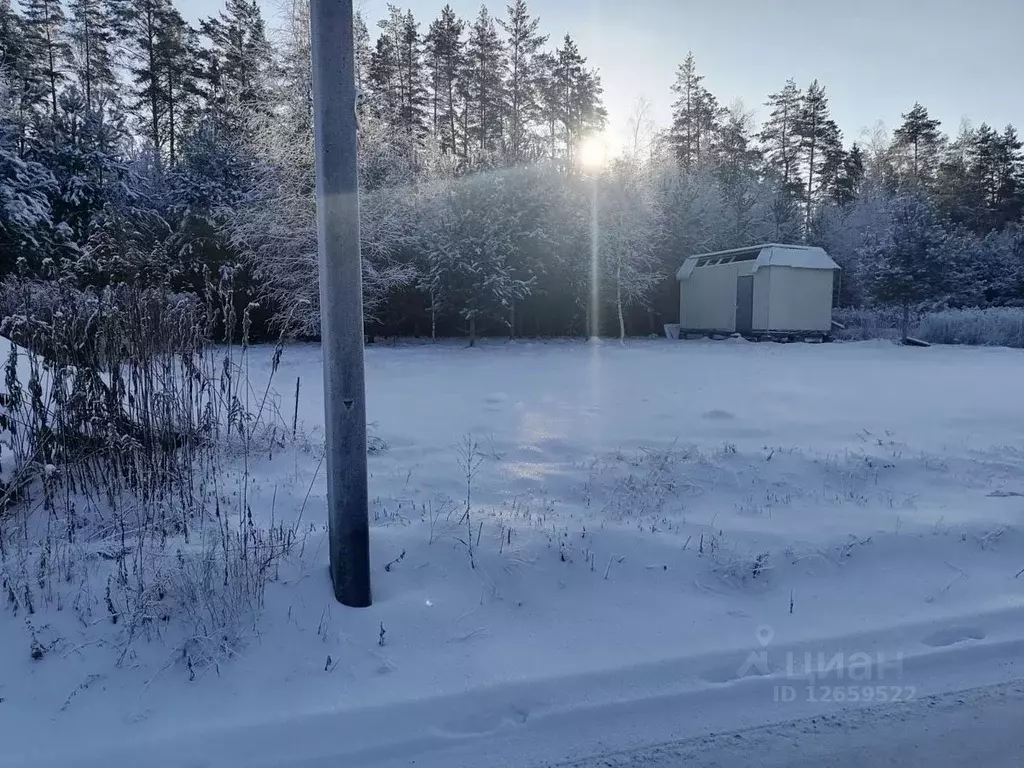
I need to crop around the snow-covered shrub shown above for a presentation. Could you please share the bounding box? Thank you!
[834,306,1024,348]
[585,445,700,521]
[916,307,1024,348]
[162,522,296,671]
[832,307,903,341]
[0,277,295,669]
[0,277,203,362]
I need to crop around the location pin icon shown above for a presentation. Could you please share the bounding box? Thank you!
[756,624,774,647]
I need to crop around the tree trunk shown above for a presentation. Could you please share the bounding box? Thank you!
[616,266,625,341]
[508,301,515,341]
[448,76,456,155]
[83,17,92,110]
[805,130,817,237]
[901,304,910,342]
[468,314,476,347]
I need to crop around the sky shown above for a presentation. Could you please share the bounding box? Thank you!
[185,0,1024,151]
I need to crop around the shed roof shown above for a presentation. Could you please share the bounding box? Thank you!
[675,244,840,280]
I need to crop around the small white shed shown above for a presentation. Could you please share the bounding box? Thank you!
[675,244,840,337]
[675,244,835,337]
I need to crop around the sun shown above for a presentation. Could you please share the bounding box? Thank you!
[578,134,608,171]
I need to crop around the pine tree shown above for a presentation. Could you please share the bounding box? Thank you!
[669,52,720,168]
[547,34,605,168]
[353,11,372,93]
[892,102,942,185]
[830,142,865,206]
[20,0,71,116]
[970,123,1024,229]
[424,5,464,155]
[156,6,202,166]
[759,79,803,192]
[421,173,529,344]
[465,5,505,155]
[115,0,168,158]
[715,106,760,191]
[67,0,116,112]
[369,6,427,142]
[368,29,400,126]
[534,50,559,159]
[1,0,47,153]
[863,192,950,338]
[934,123,985,232]
[31,84,126,248]
[0,68,56,270]
[276,0,312,141]
[498,0,546,164]
[714,107,763,243]
[995,126,1024,225]
[796,79,842,235]
[396,9,427,141]
[200,0,274,137]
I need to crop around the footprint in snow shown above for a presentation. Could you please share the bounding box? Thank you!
[702,409,735,421]
[920,626,987,648]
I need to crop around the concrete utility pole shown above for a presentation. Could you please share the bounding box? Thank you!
[309,0,371,607]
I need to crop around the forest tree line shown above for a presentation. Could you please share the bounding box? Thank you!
[0,0,1022,340]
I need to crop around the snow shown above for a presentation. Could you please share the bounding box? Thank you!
[557,680,1024,767]
[4,338,1024,767]
[754,244,839,271]
[676,243,839,279]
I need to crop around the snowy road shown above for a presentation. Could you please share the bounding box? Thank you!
[559,681,1024,767]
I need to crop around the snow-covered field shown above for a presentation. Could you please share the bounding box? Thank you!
[5,338,1024,767]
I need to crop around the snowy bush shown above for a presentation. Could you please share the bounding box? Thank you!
[916,308,1024,348]
[834,306,1024,348]
[832,307,903,341]
[0,277,296,670]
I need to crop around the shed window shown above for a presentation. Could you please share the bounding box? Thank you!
[731,251,758,262]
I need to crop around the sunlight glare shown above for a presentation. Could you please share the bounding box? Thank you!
[578,134,607,171]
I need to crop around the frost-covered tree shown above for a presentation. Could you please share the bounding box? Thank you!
[0,71,55,270]
[229,3,414,335]
[861,192,951,337]
[979,223,1024,305]
[625,96,656,161]
[419,171,532,343]
[30,85,127,247]
[598,160,662,338]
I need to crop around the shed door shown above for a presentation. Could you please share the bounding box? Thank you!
[735,276,754,334]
